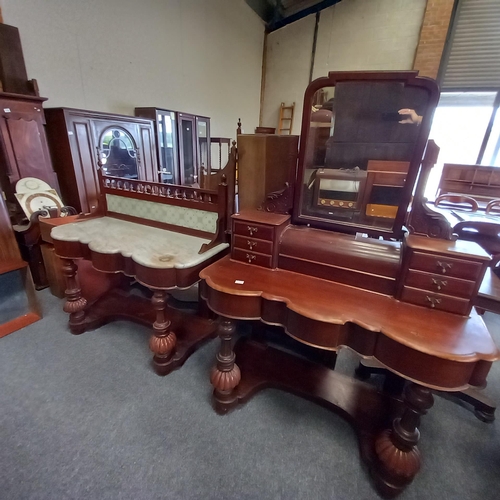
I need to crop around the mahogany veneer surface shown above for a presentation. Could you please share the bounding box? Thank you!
[201,256,499,390]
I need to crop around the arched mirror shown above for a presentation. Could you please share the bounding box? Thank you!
[99,128,139,179]
[293,71,439,238]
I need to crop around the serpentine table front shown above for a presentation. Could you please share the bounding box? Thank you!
[200,255,499,498]
[51,174,229,374]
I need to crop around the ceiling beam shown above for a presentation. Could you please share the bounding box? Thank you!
[266,0,343,33]
[246,0,275,24]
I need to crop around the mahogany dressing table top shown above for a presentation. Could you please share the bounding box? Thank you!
[201,255,500,390]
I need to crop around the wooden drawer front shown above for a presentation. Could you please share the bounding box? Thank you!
[409,252,482,281]
[232,248,272,268]
[401,286,470,316]
[233,235,273,255]
[405,270,476,299]
[371,172,406,186]
[233,221,274,241]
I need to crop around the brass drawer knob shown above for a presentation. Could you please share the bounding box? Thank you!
[247,225,258,236]
[246,253,256,263]
[436,261,453,274]
[431,278,448,291]
[247,240,257,249]
[426,296,442,308]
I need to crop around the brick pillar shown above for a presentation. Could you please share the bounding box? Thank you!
[413,0,455,79]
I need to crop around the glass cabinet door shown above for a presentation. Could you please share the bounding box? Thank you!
[178,113,197,185]
[157,111,178,184]
[196,116,211,181]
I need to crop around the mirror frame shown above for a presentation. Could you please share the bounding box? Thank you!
[98,126,140,179]
[292,71,440,238]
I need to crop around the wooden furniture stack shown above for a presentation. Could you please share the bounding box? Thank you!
[0,22,63,290]
[0,25,59,217]
[199,71,500,498]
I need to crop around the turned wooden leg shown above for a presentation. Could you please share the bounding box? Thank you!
[149,290,177,376]
[61,259,88,334]
[372,383,434,498]
[210,317,241,414]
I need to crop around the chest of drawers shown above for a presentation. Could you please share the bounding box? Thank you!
[231,210,290,268]
[398,235,490,315]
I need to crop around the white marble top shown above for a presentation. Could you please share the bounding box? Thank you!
[51,217,228,269]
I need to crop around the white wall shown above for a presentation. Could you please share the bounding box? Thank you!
[262,0,427,134]
[0,0,264,139]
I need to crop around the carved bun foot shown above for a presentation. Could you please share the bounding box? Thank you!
[65,297,88,335]
[62,259,88,334]
[67,318,88,336]
[371,428,421,498]
[149,331,177,376]
[371,383,433,498]
[210,363,241,414]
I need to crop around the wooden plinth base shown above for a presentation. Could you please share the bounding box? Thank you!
[214,338,404,479]
[70,288,217,375]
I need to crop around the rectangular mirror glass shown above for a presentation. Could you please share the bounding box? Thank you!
[294,72,439,238]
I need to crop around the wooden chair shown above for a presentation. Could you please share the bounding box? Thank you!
[454,219,500,270]
[435,194,479,212]
[486,199,500,215]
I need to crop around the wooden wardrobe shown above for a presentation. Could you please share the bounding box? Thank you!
[45,108,158,214]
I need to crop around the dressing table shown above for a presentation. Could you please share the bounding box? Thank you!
[200,72,500,497]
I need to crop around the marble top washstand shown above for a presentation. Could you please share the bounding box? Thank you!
[51,216,229,289]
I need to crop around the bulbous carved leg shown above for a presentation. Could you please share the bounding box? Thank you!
[210,317,241,414]
[149,290,177,375]
[372,383,434,498]
[62,259,88,334]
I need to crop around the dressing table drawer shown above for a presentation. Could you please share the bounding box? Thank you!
[401,287,470,316]
[404,270,475,299]
[233,221,274,241]
[408,252,482,281]
[232,248,272,267]
[231,210,290,269]
[233,235,273,255]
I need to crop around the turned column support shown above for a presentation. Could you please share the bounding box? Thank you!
[149,290,177,375]
[61,258,88,334]
[372,383,434,498]
[210,317,241,414]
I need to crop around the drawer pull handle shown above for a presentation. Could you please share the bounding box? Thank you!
[247,240,257,249]
[431,278,448,290]
[245,253,256,263]
[436,261,453,274]
[247,225,258,236]
[425,296,442,308]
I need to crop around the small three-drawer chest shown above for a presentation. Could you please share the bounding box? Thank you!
[231,210,290,269]
[398,234,491,315]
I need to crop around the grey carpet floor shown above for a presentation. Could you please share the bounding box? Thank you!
[1,289,500,500]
